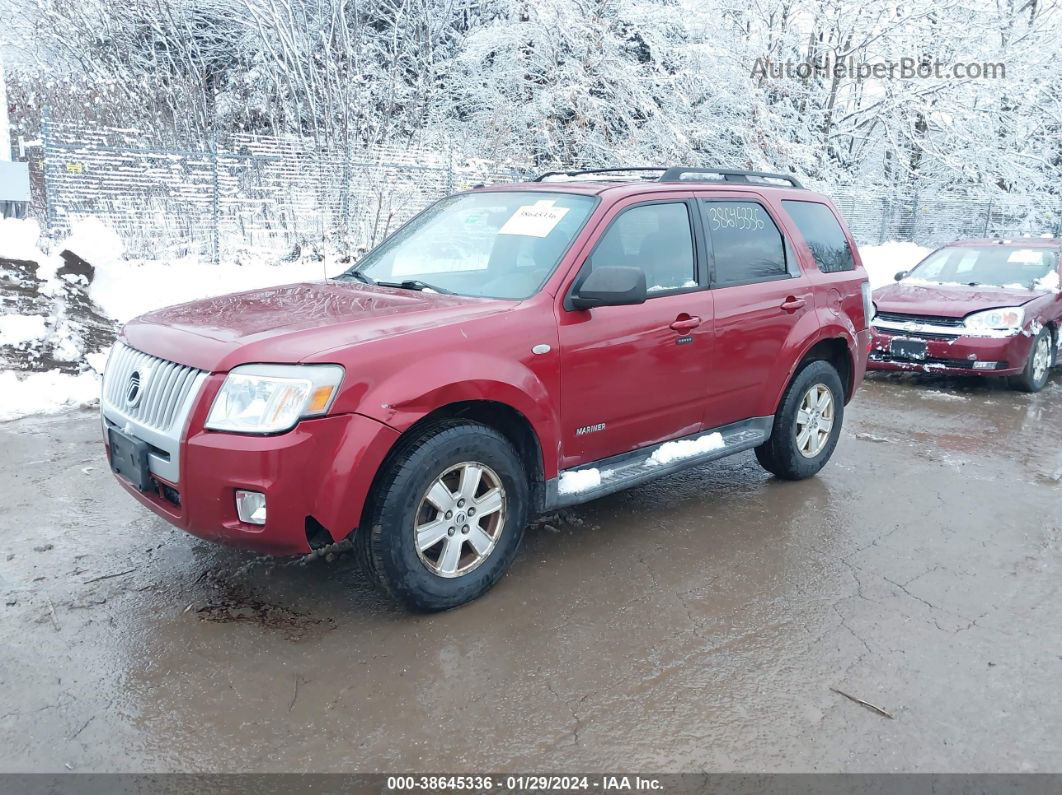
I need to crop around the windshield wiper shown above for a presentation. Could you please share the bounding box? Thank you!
[376,279,455,295]
[341,270,376,285]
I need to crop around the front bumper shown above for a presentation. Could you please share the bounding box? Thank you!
[108,411,400,556]
[868,326,1033,376]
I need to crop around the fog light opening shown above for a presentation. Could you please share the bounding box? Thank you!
[235,490,267,525]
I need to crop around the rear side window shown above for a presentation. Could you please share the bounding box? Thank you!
[590,202,696,293]
[782,200,855,273]
[700,201,787,286]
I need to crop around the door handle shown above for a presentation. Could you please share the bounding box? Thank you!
[670,316,702,332]
[780,297,806,312]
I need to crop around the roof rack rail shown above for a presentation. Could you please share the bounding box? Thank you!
[532,167,667,182]
[658,168,803,188]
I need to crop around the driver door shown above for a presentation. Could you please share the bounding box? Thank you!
[556,195,714,468]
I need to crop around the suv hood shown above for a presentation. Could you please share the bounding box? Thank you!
[873,281,1045,318]
[122,280,512,372]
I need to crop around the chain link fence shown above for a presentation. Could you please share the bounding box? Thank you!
[35,120,524,261]
[27,120,1062,262]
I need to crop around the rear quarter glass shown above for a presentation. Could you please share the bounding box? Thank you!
[780,199,857,274]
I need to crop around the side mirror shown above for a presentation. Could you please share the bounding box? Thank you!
[894,270,908,282]
[569,266,647,310]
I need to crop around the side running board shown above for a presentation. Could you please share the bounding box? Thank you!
[544,417,773,510]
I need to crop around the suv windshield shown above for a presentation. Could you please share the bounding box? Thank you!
[905,246,1060,290]
[343,191,597,299]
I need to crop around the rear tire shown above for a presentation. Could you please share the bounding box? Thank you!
[755,360,845,481]
[1008,327,1054,393]
[357,420,529,611]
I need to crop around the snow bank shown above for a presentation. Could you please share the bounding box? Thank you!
[859,241,933,289]
[61,217,125,269]
[0,218,48,263]
[1,215,341,422]
[0,369,102,422]
[0,314,48,346]
[647,432,724,466]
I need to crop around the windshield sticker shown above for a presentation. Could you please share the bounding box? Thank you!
[1007,249,1041,263]
[498,200,570,237]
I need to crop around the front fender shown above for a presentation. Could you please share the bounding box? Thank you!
[355,352,561,479]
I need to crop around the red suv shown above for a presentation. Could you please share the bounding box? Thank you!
[102,167,871,610]
[869,239,1061,391]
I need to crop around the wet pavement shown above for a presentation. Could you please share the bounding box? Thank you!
[1,372,1060,773]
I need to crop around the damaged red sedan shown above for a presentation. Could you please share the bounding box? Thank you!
[869,238,1062,392]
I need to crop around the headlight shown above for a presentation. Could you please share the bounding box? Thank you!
[964,307,1024,333]
[205,364,344,434]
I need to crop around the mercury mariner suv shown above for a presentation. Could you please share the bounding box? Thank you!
[101,167,872,610]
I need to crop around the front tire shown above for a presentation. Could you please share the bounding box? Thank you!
[358,420,529,611]
[1009,327,1054,393]
[755,360,845,480]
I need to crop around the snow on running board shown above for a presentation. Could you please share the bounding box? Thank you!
[557,468,603,495]
[647,432,725,466]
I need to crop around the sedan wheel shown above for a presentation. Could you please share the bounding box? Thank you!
[1032,333,1052,383]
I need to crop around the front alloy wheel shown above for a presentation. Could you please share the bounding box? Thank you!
[358,420,529,611]
[415,462,507,578]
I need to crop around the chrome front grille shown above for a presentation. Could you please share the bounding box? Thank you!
[101,341,207,483]
[103,342,203,432]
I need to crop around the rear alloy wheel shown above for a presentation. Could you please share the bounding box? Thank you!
[795,383,835,458]
[358,421,529,611]
[755,360,845,480]
[1009,327,1055,393]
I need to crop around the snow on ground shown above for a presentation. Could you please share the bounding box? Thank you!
[0,370,102,422]
[647,432,724,466]
[859,241,933,288]
[0,314,49,346]
[0,216,338,422]
[0,217,49,264]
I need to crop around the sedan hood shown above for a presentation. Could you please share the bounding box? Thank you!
[873,281,1045,318]
[122,280,512,372]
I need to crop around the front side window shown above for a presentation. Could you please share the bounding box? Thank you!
[782,200,855,273]
[905,246,1060,290]
[589,202,696,293]
[346,191,597,299]
[701,200,787,285]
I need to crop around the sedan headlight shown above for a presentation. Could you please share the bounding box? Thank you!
[860,282,874,329]
[964,307,1024,333]
[206,364,344,434]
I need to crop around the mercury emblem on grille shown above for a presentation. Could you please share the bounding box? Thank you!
[126,369,146,408]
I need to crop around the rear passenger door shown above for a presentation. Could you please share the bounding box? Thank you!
[700,196,815,428]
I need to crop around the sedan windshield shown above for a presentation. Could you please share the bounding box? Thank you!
[343,191,597,300]
[905,246,1060,290]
